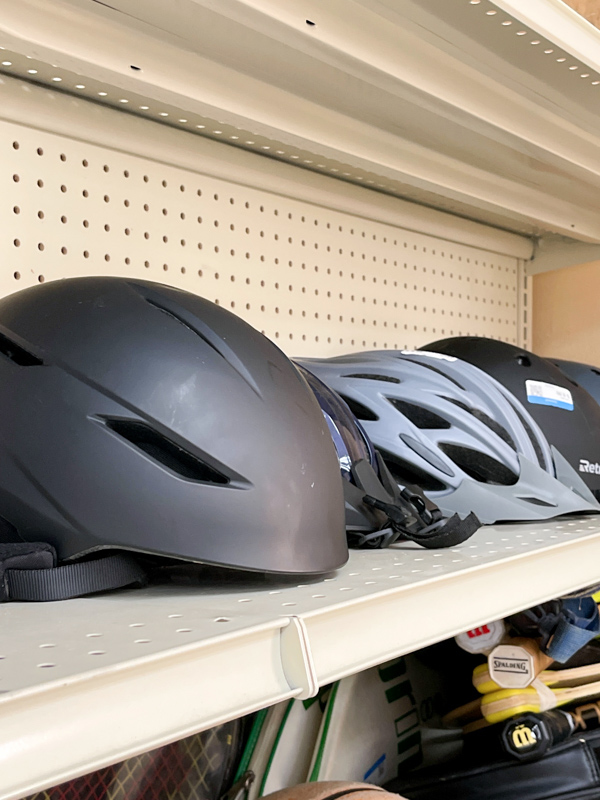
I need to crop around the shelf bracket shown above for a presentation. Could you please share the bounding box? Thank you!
[527,236,600,275]
[280,615,319,699]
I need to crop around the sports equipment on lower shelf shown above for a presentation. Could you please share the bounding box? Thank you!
[0,277,348,594]
[474,660,600,696]
[234,695,326,800]
[499,710,575,762]
[22,720,244,800]
[298,350,598,523]
[386,724,600,800]
[308,653,462,784]
[454,621,507,655]
[423,336,600,500]
[445,677,600,727]
[481,638,554,691]
[262,782,408,800]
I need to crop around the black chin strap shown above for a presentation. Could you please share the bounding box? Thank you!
[359,492,481,549]
[0,542,147,602]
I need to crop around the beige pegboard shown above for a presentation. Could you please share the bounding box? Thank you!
[0,79,525,356]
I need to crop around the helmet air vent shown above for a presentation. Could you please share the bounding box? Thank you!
[105,419,230,484]
[0,332,44,366]
[438,444,517,485]
[443,397,516,450]
[516,355,532,367]
[387,398,451,429]
[345,373,401,384]
[338,394,379,421]
[377,448,447,492]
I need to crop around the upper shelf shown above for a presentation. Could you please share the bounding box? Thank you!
[3,515,600,800]
[0,0,600,256]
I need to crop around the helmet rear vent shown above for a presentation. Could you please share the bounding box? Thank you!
[387,398,451,429]
[439,443,517,485]
[0,332,44,366]
[344,373,401,384]
[516,355,532,367]
[105,419,229,484]
[338,394,379,421]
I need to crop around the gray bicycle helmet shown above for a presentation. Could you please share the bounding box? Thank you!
[0,277,348,578]
[299,350,599,524]
[295,363,480,548]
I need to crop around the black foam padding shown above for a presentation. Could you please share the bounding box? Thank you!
[439,444,518,485]
[443,397,516,450]
[387,398,451,429]
[338,394,379,421]
[378,448,447,492]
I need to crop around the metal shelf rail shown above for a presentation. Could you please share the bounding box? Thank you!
[2,516,600,799]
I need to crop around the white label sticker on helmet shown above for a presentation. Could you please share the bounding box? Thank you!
[401,350,457,361]
[525,380,574,411]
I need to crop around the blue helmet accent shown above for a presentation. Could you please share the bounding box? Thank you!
[295,363,377,482]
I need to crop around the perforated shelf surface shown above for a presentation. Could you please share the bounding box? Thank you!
[2,515,600,800]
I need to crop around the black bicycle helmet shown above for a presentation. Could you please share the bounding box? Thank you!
[0,277,348,577]
[552,359,600,405]
[423,337,600,500]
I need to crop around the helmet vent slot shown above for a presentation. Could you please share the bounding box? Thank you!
[414,361,465,390]
[516,355,532,367]
[105,419,229,484]
[387,398,451,429]
[0,332,44,366]
[338,394,379,421]
[443,397,516,450]
[344,373,401,384]
[144,298,225,360]
[517,497,556,507]
[438,444,517,485]
[510,404,545,469]
[377,448,447,492]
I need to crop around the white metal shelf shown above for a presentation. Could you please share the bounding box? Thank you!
[3,516,600,800]
[0,0,600,257]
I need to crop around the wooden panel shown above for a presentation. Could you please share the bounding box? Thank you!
[561,0,600,29]
[533,259,600,363]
